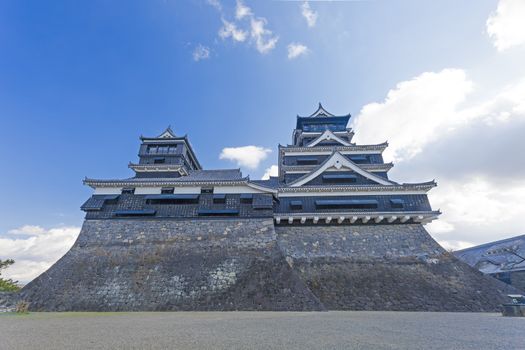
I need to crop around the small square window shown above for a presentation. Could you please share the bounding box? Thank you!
[213,194,226,204]
[201,187,214,194]
[154,158,166,164]
[390,199,405,209]
[161,187,174,194]
[121,187,135,194]
[290,200,303,210]
[297,158,318,165]
[240,194,253,204]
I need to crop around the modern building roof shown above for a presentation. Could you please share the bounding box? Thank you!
[454,234,525,274]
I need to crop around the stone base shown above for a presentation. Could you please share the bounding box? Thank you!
[21,219,322,311]
[21,219,517,311]
[276,224,517,311]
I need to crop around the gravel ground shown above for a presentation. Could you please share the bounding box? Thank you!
[0,311,523,350]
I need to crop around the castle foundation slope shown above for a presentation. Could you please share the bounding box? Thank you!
[21,218,323,311]
[276,224,517,311]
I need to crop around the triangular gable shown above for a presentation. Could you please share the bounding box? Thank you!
[308,103,334,117]
[289,152,394,187]
[158,127,176,138]
[306,130,351,147]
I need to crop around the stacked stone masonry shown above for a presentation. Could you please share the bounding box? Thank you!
[21,218,517,311]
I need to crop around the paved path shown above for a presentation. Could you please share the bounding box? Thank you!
[0,311,523,349]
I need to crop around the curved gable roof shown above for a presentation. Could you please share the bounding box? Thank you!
[288,152,396,187]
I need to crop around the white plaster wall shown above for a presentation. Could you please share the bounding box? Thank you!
[93,187,122,195]
[135,187,162,195]
[213,185,267,194]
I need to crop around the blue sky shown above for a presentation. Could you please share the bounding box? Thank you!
[2,0,525,282]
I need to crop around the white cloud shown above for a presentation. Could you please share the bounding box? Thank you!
[426,220,455,235]
[0,225,80,283]
[262,165,278,180]
[287,43,309,59]
[250,17,279,54]
[219,19,248,42]
[437,240,475,252]
[352,69,474,162]
[8,225,45,236]
[301,1,318,27]
[215,2,278,54]
[207,0,222,12]
[430,177,525,227]
[353,68,525,249]
[192,44,211,61]
[236,0,252,20]
[486,0,525,51]
[219,146,272,169]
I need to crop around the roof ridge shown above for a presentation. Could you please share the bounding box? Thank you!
[455,234,525,253]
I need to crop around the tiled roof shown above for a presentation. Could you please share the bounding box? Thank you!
[251,176,280,189]
[128,169,244,182]
[86,169,245,184]
[179,169,244,181]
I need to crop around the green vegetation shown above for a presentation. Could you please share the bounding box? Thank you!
[15,300,29,313]
[0,259,21,292]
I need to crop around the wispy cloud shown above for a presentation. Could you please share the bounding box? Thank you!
[213,0,278,54]
[219,18,248,42]
[0,225,80,283]
[487,0,525,51]
[287,42,309,59]
[235,0,252,20]
[219,145,272,169]
[301,1,318,27]
[193,44,211,61]
[250,17,279,54]
[206,0,222,12]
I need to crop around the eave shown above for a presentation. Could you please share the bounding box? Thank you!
[274,210,441,225]
[277,181,437,194]
[83,177,278,194]
[280,142,388,154]
[128,163,188,175]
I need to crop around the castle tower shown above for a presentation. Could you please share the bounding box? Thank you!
[274,103,439,226]
[130,127,201,178]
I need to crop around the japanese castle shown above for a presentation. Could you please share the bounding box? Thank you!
[82,104,440,225]
[24,103,514,312]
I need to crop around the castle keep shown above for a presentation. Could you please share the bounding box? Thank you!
[21,104,515,311]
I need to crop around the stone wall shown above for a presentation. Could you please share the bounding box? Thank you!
[21,219,517,311]
[276,224,516,311]
[0,292,18,312]
[21,218,322,311]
